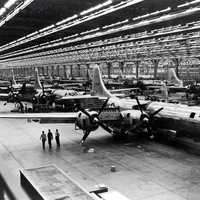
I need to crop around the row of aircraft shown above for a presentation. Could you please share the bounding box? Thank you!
[0,65,196,105]
[0,64,200,144]
[0,68,82,105]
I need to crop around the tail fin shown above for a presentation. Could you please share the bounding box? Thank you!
[11,69,17,85]
[91,64,112,97]
[168,68,183,87]
[160,81,168,102]
[34,68,42,89]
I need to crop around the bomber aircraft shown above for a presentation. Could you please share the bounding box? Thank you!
[0,68,83,106]
[0,68,43,103]
[0,64,200,145]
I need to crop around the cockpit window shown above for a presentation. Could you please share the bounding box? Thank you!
[190,112,195,118]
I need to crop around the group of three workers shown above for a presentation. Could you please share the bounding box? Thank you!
[40,129,60,150]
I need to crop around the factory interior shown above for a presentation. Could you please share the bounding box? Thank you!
[1,0,200,200]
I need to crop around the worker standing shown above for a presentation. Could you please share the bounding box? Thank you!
[47,129,53,149]
[55,129,60,148]
[40,131,46,150]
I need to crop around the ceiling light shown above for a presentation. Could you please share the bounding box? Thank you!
[0,7,6,16]
[80,0,113,15]
[0,0,34,31]
[56,14,78,26]
[4,0,18,9]
[39,24,55,32]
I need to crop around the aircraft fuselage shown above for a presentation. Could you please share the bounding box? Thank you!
[147,102,200,138]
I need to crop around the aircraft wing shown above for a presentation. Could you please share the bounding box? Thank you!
[0,112,77,123]
[0,93,9,101]
[58,95,98,100]
[110,87,140,93]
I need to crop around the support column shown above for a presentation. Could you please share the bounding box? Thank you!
[16,67,19,77]
[77,64,81,77]
[13,68,16,77]
[23,67,26,77]
[134,60,140,80]
[70,65,73,79]
[26,67,29,77]
[151,59,160,79]
[48,66,51,77]
[86,63,90,80]
[119,61,124,73]
[63,65,67,79]
[46,66,49,76]
[56,65,60,76]
[41,66,45,76]
[172,58,181,78]
[31,66,35,76]
[30,67,33,76]
[20,67,23,77]
[107,62,112,79]
[51,66,54,77]
[26,67,29,76]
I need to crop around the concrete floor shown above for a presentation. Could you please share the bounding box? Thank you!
[0,102,200,200]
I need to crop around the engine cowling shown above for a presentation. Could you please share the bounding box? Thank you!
[120,110,144,127]
[75,111,99,132]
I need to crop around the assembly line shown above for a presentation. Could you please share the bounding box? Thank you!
[1,64,200,145]
[1,65,200,199]
[1,0,200,199]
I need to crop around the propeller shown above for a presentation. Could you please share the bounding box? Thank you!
[5,86,19,104]
[149,107,163,118]
[76,104,93,122]
[41,81,45,96]
[97,98,109,116]
[136,97,144,114]
[76,98,113,143]
[133,97,163,137]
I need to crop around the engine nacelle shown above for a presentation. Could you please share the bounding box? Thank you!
[75,111,99,132]
[120,110,143,127]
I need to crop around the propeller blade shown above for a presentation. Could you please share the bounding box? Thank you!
[140,113,150,121]
[41,82,45,95]
[81,131,90,143]
[135,97,143,114]
[76,105,93,122]
[98,97,109,116]
[150,107,163,117]
[98,121,113,134]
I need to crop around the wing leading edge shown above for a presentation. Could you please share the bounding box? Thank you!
[0,112,77,123]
